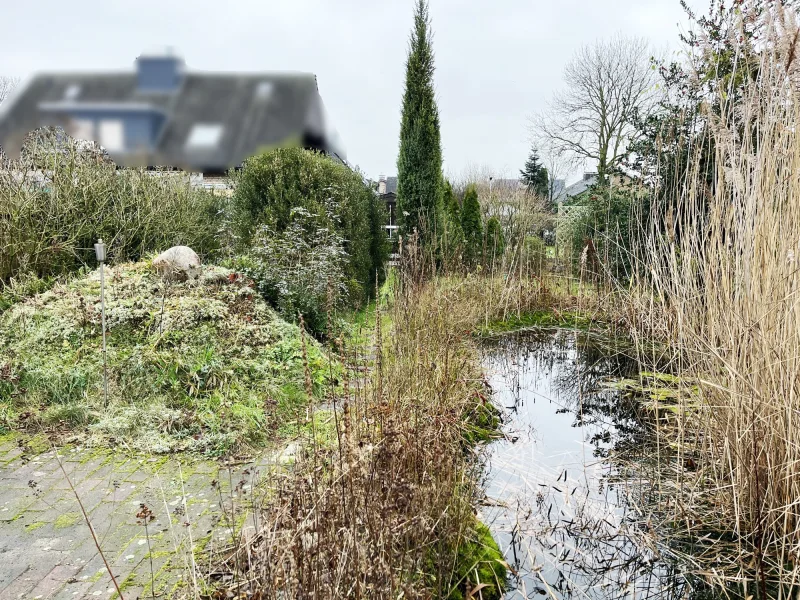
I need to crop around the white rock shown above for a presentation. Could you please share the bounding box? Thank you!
[152,246,201,281]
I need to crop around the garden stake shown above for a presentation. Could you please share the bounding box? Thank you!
[94,238,108,407]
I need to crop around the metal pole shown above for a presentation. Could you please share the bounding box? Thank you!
[95,239,108,407]
[100,264,108,407]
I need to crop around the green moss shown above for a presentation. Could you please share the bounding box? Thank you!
[24,521,46,532]
[54,512,80,529]
[0,430,19,444]
[24,433,51,455]
[480,309,594,335]
[462,401,502,446]
[449,520,507,600]
[112,573,138,598]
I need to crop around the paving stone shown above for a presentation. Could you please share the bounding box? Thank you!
[2,560,54,599]
[0,444,268,600]
[25,563,82,599]
[51,579,94,599]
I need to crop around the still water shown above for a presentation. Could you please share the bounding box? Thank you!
[480,328,698,600]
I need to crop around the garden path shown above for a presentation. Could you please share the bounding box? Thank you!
[0,436,278,599]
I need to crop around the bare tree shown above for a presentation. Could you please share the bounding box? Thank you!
[0,76,20,104]
[534,35,656,183]
[540,143,568,205]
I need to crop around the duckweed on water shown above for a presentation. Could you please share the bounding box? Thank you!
[0,260,335,456]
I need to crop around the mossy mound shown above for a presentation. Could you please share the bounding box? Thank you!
[450,520,507,600]
[0,260,333,456]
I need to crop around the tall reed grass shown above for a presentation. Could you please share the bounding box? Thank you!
[629,6,800,595]
[202,233,553,599]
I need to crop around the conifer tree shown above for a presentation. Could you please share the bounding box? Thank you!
[485,216,505,263]
[396,0,443,249]
[460,185,483,267]
[442,179,463,260]
[520,146,549,198]
[444,179,460,223]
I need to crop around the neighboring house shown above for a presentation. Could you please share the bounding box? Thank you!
[549,178,566,202]
[0,51,345,179]
[378,175,398,238]
[559,172,633,203]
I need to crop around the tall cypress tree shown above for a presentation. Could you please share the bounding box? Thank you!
[396,0,443,249]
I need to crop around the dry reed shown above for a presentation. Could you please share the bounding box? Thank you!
[199,232,553,599]
[626,6,800,596]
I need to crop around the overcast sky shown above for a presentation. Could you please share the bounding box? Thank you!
[1,0,704,185]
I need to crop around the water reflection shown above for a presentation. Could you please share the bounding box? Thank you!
[480,328,713,600]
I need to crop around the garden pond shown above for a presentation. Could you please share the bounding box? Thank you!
[479,328,721,600]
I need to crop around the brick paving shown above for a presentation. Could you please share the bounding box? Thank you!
[0,435,275,600]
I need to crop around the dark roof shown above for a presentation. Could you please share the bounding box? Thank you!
[0,69,341,170]
[551,178,566,200]
[563,173,598,198]
[385,176,398,195]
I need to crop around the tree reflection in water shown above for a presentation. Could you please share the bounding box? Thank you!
[479,329,721,600]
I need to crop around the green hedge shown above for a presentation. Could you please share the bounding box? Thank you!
[0,142,221,283]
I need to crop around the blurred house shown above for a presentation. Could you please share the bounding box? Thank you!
[559,172,633,202]
[0,51,345,180]
[549,178,566,202]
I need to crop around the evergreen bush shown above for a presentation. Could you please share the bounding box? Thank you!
[229,147,388,327]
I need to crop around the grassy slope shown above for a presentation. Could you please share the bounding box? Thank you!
[0,260,333,456]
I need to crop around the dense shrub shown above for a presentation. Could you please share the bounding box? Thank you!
[0,135,222,283]
[233,208,349,336]
[484,216,505,265]
[564,186,642,280]
[229,147,388,318]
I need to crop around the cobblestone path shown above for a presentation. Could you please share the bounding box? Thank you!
[0,435,269,599]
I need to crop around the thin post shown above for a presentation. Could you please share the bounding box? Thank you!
[94,239,108,407]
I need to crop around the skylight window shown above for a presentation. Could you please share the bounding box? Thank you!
[185,124,223,149]
[64,84,81,101]
[255,81,274,101]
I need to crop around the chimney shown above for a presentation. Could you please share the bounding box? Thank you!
[378,174,387,195]
[136,49,184,92]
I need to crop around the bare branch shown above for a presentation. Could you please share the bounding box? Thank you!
[533,34,657,182]
[0,76,20,104]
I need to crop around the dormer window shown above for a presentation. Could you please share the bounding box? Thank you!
[99,120,124,152]
[186,123,223,149]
